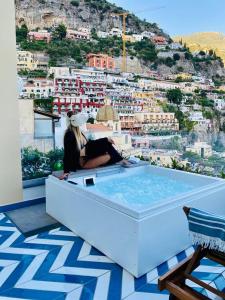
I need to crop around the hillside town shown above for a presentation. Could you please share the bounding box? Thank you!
[16,21,225,179]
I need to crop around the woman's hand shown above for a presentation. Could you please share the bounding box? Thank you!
[59,173,69,180]
[108,137,115,145]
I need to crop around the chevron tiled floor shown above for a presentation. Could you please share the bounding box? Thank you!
[0,212,224,300]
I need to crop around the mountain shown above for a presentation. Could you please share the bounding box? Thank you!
[15,1,225,78]
[174,32,225,63]
[15,0,166,37]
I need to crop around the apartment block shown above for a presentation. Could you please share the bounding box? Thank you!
[28,30,51,43]
[20,79,54,99]
[135,112,179,132]
[53,75,106,115]
[87,53,115,70]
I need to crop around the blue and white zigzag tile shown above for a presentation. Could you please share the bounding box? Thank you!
[0,213,224,300]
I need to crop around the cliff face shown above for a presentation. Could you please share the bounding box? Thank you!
[15,0,165,36]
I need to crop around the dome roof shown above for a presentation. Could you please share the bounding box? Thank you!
[96,105,119,122]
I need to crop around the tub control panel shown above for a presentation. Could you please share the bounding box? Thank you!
[83,176,95,186]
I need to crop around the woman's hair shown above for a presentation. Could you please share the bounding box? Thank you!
[67,111,83,151]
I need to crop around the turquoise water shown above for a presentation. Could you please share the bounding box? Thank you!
[87,172,195,206]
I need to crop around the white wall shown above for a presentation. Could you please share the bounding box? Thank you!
[0,0,23,204]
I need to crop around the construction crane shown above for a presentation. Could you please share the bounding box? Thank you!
[111,12,129,74]
[111,6,165,73]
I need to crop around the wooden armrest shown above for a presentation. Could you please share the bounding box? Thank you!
[183,206,190,217]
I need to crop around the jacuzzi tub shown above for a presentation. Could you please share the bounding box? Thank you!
[46,165,225,277]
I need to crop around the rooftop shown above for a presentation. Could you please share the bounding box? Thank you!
[0,206,224,299]
[86,124,113,132]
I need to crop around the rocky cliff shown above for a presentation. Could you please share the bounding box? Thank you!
[15,0,225,78]
[15,0,166,36]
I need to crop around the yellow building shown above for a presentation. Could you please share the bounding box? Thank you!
[176,73,192,80]
[132,91,155,99]
[134,112,179,132]
[17,51,38,71]
[123,35,136,43]
[96,104,121,133]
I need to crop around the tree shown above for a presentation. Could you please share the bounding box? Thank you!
[184,51,192,60]
[183,151,201,163]
[164,57,175,67]
[175,76,182,83]
[199,50,206,56]
[52,24,67,41]
[16,24,28,43]
[71,0,79,6]
[209,49,214,56]
[34,97,54,113]
[183,119,196,132]
[173,53,180,61]
[166,88,183,106]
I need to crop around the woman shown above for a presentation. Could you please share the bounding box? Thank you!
[60,111,125,179]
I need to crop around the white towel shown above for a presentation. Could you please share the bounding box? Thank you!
[128,156,140,164]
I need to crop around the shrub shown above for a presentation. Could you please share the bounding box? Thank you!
[71,0,79,6]
[173,53,180,61]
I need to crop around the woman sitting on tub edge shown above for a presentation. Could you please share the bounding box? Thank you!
[60,111,128,179]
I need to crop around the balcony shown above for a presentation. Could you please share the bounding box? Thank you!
[2,2,225,299]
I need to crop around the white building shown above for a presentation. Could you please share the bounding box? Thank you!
[71,68,106,82]
[48,67,70,77]
[109,28,122,37]
[213,98,225,110]
[188,111,211,127]
[155,44,167,51]
[132,34,143,42]
[97,31,109,38]
[186,142,213,158]
[138,79,181,91]
[20,79,54,99]
[141,31,155,39]
[143,149,181,167]
[157,51,174,59]
[66,29,90,40]
[170,42,182,50]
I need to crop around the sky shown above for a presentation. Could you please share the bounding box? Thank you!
[108,0,225,36]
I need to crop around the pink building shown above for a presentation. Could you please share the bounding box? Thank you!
[87,53,115,70]
[28,30,51,43]
[152,36,167,45]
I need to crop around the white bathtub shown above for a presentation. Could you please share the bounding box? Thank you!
[46,165,225,277]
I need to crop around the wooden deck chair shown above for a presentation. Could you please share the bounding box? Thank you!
[158,207,225,300]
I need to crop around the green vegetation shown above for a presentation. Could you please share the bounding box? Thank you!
[198,97,214,108]
[34,97,54,113]
[52,24,67,41]
[22,147,64,180]
[18,24,158,66]
[166,88,183,106]
[18,69,48,78]
[162,102,196,132]
[202,109,215,120]
[20,40,48,51]
[133,39,157,62]
[16,24,28,43]
[183,151,201,162]
[173,53,180,61]
[70,0,79,7]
